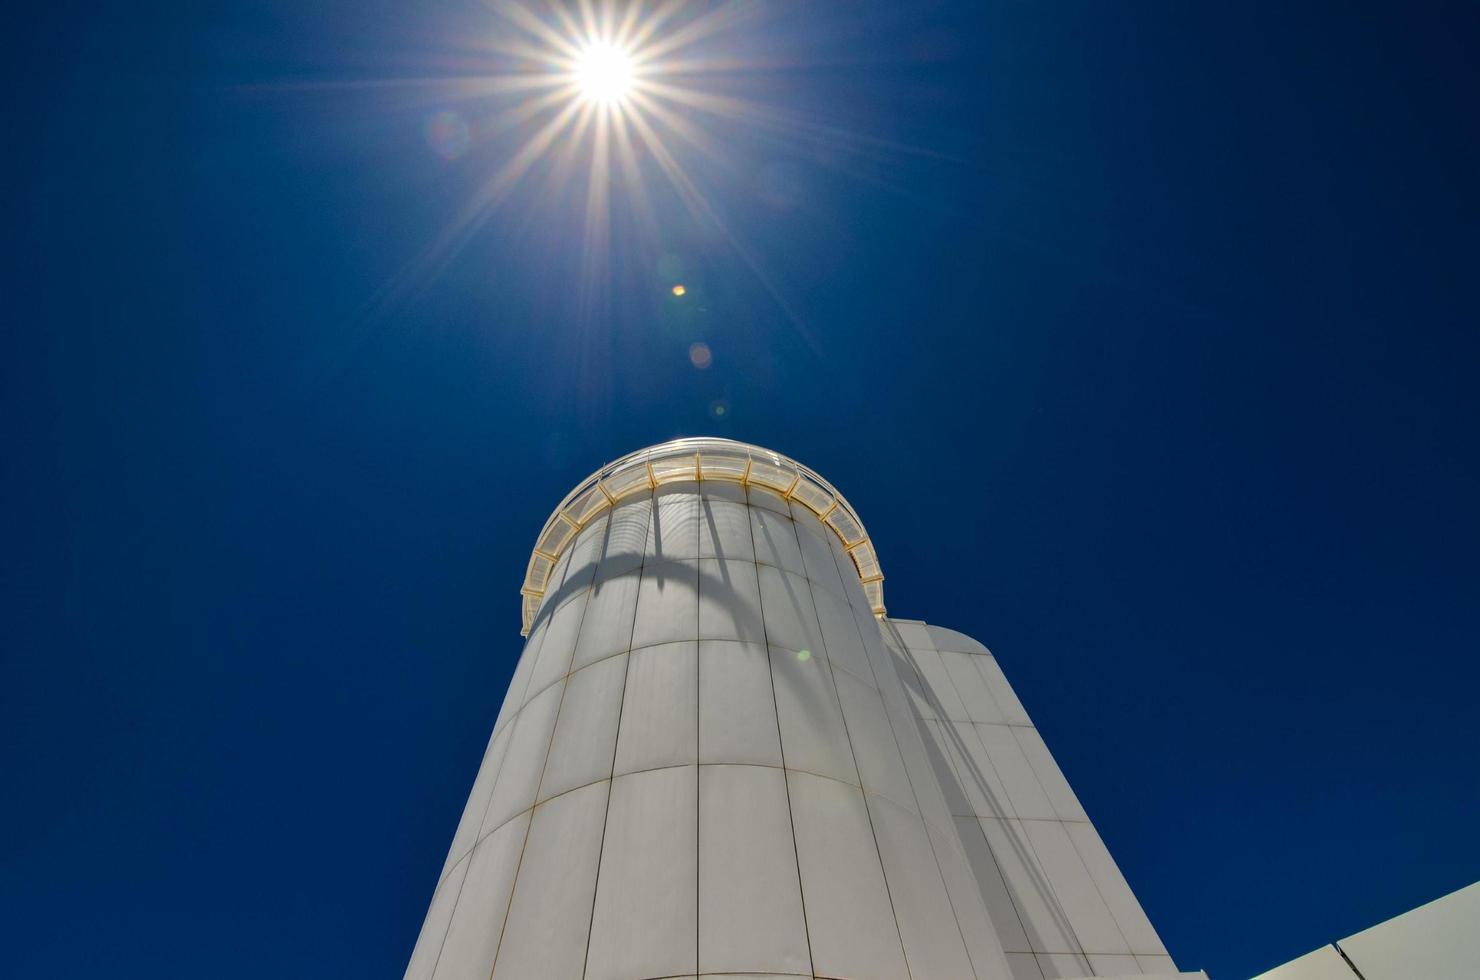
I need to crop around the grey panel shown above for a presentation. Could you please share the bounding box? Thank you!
[927,821,1018,979]
[746,485,792,515]
[976,723,1057,820]
[646,482,700,561]
[867,794,976,979]
[493,620,544,736]
[1022,818,1130,955]
[698,640,783,767]
[1134,952,1180,975]
[539,653,626,801]
[1339,880,1480,980]
[480,680,564,834]
[1065,822,1169,957]
[1251,946,1354,980]
[586,766,699,980]
[698,764,811,976]
[770,644,859,785]
[979,816,1083,956]
[630,557,699,650]
[697,557,765,643]
[927,624,992,657]
[440,723,513,883]
[698,495,754,562]
[1088,952,1142,976]
[492,780,609,979]
[946,719,1014,818]
[527,591,586,693]
[431,812,529,980]
[787,771,909,980]
[975,655,1033,726]
[953,814,1031,953]
[602,494,652,575]
[813,584,874,684]
[750,506,805,575]
[833,668,915,808]
[615,641,698,775]
[560,512,606,592]
[1012,726,1090,823]
[1005,951,1046,980]
[940,649,1006,724]
[572,566,641,670]
[1035,951,1092,978]
[910,646,971,722]
[757,565,825,657]
[403,855,468,980]
[796,516,847,597]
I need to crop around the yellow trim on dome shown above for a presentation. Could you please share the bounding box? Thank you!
[520,437,885,635]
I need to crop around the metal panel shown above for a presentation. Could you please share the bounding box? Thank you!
[439,724,513,883]
[539,654,626,802]
[491,780,609,979]
[630,557,699,650]
[750,506,805,575]
[480,681,564,835]
[614,641,698,775]
[698,496,754,562]
[585,766,699,980]
[698,640,783,767]
[697,557,765,643]
[431,812,530,980]
[403,856,468,980]
[1022,818,1130,955]
[1065,821,1169,957]
[698,764,811,976]
[770,644,859,785]
[866,794,977,979]
[833,668,914,809]
[978,816,1083,957]
[645,482,700,561]
[757,565,825,657]
[1012,726,1090,823]
[813,584,873,684]
[526,591,585,694]
[787,771,909,980]
[571,566,641,670]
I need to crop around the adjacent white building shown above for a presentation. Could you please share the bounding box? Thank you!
[405,438,1203,980]
[1251,880,1480,980]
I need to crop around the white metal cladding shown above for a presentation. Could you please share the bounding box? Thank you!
[884,619,1181,979]
[408,480,1031,980]
[410,443,1193,980]
[520,437,885,634]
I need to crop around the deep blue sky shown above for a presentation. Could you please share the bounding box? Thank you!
[5,2,1478,977]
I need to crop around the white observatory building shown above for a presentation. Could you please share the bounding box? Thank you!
[405,438,1201,980]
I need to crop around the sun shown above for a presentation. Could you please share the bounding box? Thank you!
[574,41,634,106]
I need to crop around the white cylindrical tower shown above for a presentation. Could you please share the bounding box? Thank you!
[404,438,1016,980]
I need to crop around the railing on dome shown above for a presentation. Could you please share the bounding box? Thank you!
[520,438,885,635]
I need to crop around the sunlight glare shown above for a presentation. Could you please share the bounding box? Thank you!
[575,41,634,105]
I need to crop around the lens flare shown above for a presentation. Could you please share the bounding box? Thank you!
[688,342,712,369]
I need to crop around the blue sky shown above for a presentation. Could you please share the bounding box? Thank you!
[5,2,1478,977]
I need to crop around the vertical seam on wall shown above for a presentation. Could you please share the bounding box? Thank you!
[692,491,701,975]
[785,515,914,980]
[747,490,817,978]
[484,571,595,980]
[577,490,654,980]
[1333,941,1370,980]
